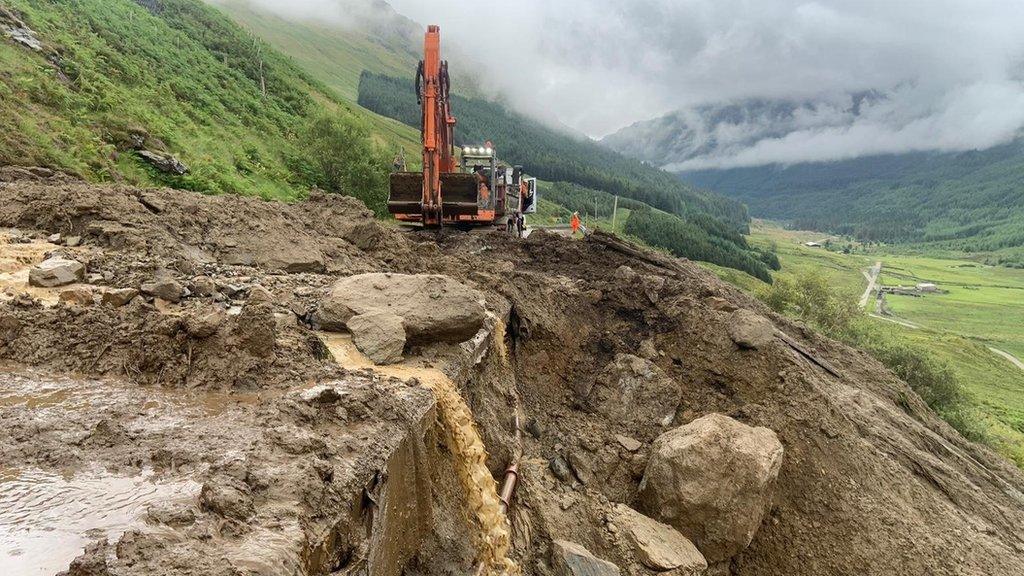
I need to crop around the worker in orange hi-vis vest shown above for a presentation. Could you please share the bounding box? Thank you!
[570,211,581,235]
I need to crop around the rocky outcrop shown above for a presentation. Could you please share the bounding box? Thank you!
[137,151,188,175]
[318,273,485,344]
[28,256,85,287]
[551,540,620,576]
[639,413,783,563]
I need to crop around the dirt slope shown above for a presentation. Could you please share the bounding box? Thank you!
[1,169,1023,575]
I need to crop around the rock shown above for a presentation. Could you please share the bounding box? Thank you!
[567,450,595,485]
[64,235,82,247]
[638,338,658,360]
[525,417,542,439]
[706,296,738,312]
[347,311,406,365]
[318,273,485,344]
[247,284,274,303]
[141,279,183,303]
[612,504,707,573]
[727,309,775,350]
[137,150,188,175]
[199,481,253,521]
[147,502,196,527]
[551,540,620,576]
[549,455,573,482]
[615,435,643,452]
[59,286,94,306]
[47,233,62,244]
[639,413,784,562]
[185,307,226,339]
[101,288,138,307]
[641,275,665,303]
[29,257,85,287]
[191,276,216,297]
[614,265,637,283]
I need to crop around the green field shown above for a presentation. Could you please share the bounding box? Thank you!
[730,221,1024,466]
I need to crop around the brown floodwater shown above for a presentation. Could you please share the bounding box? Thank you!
[0,466,200,575]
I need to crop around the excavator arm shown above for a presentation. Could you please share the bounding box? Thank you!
[388,25,477,226]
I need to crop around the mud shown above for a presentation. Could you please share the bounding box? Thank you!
[1,170,1023,576]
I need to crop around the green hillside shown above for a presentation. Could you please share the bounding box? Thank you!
[0,0,391,209]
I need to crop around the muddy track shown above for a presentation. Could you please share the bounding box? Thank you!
[1,169,1024,576]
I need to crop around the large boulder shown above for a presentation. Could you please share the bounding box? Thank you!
[347,311,406,365]
[611,504,707,574]
[28,256,85,287]
[551,540,620,576]
[639,413,783,563]
[318,273,485,344]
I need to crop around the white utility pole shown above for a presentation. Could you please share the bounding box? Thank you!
[611,195,619,232]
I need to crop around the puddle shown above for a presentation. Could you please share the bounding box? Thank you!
[0,466,200,575]
[0,368,265,417]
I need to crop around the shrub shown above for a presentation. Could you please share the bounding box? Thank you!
[304,112,390,216]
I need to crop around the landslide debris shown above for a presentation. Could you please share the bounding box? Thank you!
[0,169,1023,576]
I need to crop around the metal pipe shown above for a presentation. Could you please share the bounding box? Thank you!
[498,414,522,515]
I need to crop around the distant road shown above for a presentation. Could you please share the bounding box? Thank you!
[989,347,1024,372]
[869,313,920,329]
[859,261,882,309]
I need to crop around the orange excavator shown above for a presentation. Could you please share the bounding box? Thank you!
[388,26,536,229]
[388,25,477,227]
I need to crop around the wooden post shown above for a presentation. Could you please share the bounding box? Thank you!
[611,195,619,232]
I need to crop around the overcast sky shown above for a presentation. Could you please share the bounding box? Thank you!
[223,0,1024,167]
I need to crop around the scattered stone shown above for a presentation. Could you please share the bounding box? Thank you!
[525,417,542,439]
[638,338,658,360]
[551,540,620,576]
[146,502,196,527]
[567,450,595,485]
[347,311,406,365]
[59,286,94,306]
[191,276,216,297]
[706,296,738,312]
[64,235,82,247]
[28,256,85,287]
[614,265,637,283]
[615,435,643,452]
[727,309,775,350]
[299,385,342,405]
[549,455,573,482]
[247,284,273,303]
[47,233,61,244]
[141,279,183,303]
[612,504,707,573]
[641,275,665,303]
[639,413,784,562]
[185,307,226,339]
[318,273,485,344]
[137,150,188,175]
[101,288,138,307]
[216,282,244,298]
[59,538,111,576]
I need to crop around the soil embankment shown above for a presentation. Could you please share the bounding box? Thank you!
[1,168,1023,575]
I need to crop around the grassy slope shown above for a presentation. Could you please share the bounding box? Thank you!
[209,0,422,158]
[729,221,1024,465]
[2,0,323,197]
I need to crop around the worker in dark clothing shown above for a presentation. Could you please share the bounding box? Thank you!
[516,212,525,238]
[507,212,515,233]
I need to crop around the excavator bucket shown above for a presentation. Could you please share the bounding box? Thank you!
[387,172,423,216]
[387,171,480,219]
[440,172,479,215]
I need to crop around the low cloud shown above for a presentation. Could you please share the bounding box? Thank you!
[214,0,1024,166]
